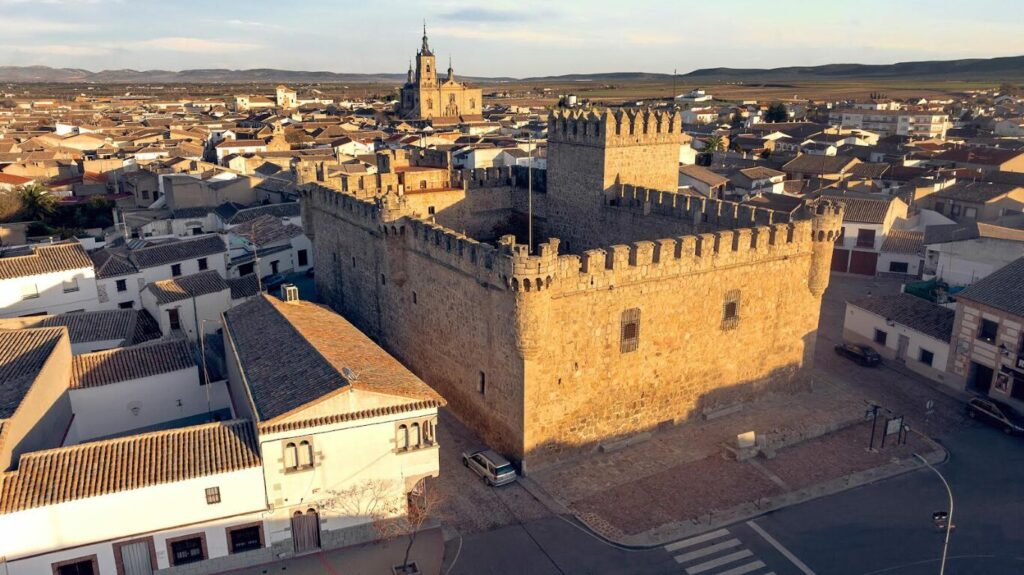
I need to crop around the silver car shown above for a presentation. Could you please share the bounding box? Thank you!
[461,448,517,486]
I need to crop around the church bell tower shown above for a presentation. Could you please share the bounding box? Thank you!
[416,22,437,87]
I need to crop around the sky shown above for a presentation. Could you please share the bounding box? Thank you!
[1,0,1023,77]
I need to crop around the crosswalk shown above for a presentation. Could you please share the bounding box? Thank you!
[663,528,775,575]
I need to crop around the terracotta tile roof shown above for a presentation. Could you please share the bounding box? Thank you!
[957,257,1024,316]
[924,221,1024,245]
[0,241,93,280]
[230,214,304,247]
[0,328,65,419]
[259,400,443,435]
[144,270,228,305]
[129,234,226,270]
[0,419,260,514]
[0,309,140,345]
[226,202,301,225]
[828,196,892,224]
[678,164,728,187]
[90,248,138,279]
[849,293,955,342]
[931,181,1021,204]
[782,154,860,175]
[71,338,196,389]
[227,274,259,300]
[934,147,1024,166]
[880,229,924,254]
[224,295,444,423]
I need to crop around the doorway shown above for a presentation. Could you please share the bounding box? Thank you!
[116,539,155,575]
[291,509,321,554]
[969,362,995,395]
[896,335,910,363]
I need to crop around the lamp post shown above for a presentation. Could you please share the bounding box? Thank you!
[915,453,953,575]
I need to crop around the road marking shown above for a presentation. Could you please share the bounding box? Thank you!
[673,538,742,563]
[664,528,730,552]
[747,520,817,575]
[717,560,767,575]
[685,549,754,574]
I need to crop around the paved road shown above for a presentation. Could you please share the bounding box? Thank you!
[444,421,1024,575]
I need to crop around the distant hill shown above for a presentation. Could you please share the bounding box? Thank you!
[681,55,1024,81]
[1,54,1023,84]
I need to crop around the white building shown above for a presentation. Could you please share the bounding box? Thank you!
[226,214,313,278]
[141,270,235,341]
[91,234,228,310]
[0,241,99,318]
[0,294,444,575]
[922,222,1024,287]
[843,293,954,383]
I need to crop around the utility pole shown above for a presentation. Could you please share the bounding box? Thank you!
[527,132,533,253]
[915,453,954,575]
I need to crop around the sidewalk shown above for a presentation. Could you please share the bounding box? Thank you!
[523,374,949,546]
[220,526,444,575]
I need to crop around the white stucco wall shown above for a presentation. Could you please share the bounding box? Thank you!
[0,267,98,317]
[66,370,231,443]
[843,302,951,383]
[142,287,231,341]
[0,469,267,573]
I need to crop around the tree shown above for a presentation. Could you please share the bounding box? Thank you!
[765,102,788,123]
[704,134,725,153]
[324,478,444,573]
[16,183,57,221]
[730,109,745,128]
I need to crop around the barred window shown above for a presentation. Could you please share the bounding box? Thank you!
[620,308,641,353]
[722,290,741,331]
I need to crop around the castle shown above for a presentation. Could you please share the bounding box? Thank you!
[398,25,483,120]
[301,108,843,472]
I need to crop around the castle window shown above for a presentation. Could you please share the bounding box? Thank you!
[428,205,436,215]
[352,256,356,268]
[478,371,486,395]
[410,423,421,448]
[381,274,386,285]
[722,290,741,330]
[620,308,641,353]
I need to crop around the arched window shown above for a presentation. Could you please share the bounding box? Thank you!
[410,423,421,448]
[397,424,408,450]
[298,440,314,468]
[284,442,298,470]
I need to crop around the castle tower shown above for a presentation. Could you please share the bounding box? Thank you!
[806,199,844,296]
[545,108,685,251]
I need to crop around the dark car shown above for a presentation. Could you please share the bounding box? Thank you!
[967,397,1024,435]
[834,343,882,366]
[262,273,287,291]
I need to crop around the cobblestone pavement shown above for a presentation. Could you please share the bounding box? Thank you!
[527,273,965,539]
[433,410,550,539]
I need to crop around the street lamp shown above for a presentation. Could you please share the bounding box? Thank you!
[914,453,953,575]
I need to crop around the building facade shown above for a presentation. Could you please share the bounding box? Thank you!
[398,27,482,120]
[302,108,843,471]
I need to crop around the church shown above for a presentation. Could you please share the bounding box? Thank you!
[398,25,483,121]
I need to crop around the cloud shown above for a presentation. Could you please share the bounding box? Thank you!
[431,25,584,47]
[0,17,89,34]
[129,37,262,54]
[0,43,110,56]
[224,19,282,29]
[437,8,541,22]
[623,32,684,46]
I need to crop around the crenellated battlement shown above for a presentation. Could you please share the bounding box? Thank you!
[454,166,516,189]
[548,107,685,147]
[610,184,790,229]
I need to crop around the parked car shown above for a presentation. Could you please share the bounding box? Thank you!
[834,343,882,366]
[967,396,1024,435]
[262,273,287,291]
[461,448,517,486]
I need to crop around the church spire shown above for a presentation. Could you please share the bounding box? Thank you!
[407,59,414,84]
[447,56,454,82]
[421,20,432,55]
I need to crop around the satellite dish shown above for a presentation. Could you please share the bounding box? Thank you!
[342,367,359,382]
